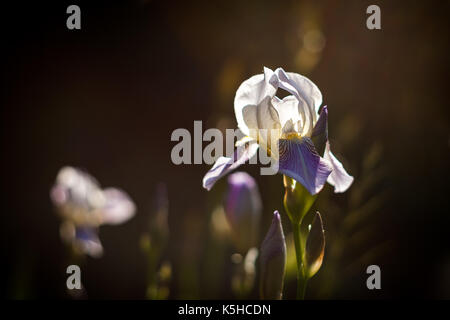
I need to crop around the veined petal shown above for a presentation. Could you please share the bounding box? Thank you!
[234,68,279,136]
[324,142,354,193]
[278,137,332,195]
[100,188,136,225]
[311,105,328,155]
[203,142,259,191]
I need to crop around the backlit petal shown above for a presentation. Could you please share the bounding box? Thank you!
[275,68,322,136]
[276,68,323,114]
[235,68,278,135]
[272,96,302,131]
[324,142,354,193]
[203,142,259,191]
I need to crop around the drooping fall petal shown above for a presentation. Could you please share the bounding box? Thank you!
[202,142,259,191]
[278,137,332,195]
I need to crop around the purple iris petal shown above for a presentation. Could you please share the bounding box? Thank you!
[311,105,328,155]
[278,137,332,195]
[202,142,259,191]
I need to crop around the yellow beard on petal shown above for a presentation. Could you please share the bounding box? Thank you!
[281,132,302,141]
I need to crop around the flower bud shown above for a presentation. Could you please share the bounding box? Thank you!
[283,175,317,225]
[224,172,262,254]
[259,211,287,300]
[304,211,325,278]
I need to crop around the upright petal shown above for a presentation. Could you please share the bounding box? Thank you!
[272,96,302,131]
[276,68,323,115]
[202,142,259,191]
[278,137,332,195]
[100,188,136,225]
[234,68,279,136]
[275,68,322,135]
[324,142,354,193]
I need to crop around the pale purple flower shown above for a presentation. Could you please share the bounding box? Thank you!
[50,166,136,257]
[203,67,353,195]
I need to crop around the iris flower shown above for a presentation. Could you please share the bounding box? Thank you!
[203,67,353,195]
[50,166,136,257]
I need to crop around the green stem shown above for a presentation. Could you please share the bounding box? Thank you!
[292,221,308,300]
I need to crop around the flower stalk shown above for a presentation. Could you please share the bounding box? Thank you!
[283,175,319,299]
[142,183,170,300]
[292,222,308,299]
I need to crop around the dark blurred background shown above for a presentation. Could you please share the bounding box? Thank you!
[1,0,449,299]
